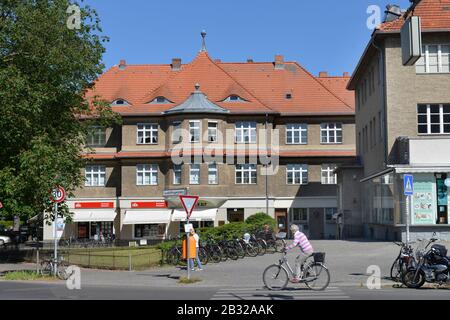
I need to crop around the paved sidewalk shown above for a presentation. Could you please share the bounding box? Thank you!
[2,240,447,289]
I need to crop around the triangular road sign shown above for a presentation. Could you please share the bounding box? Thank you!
[179,195,199,220]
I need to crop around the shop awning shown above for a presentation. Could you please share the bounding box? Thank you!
[172,209,217,222]
[123,210,171,225]
[394,166,450,174]
[70,210,116,222]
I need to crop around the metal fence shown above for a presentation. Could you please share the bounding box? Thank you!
[0,246,164,271]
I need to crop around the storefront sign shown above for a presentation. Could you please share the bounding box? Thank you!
[131,201,167,209]
[412,174,436,225]
[74,202,114,209]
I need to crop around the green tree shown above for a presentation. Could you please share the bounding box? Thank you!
[0,0,118,222]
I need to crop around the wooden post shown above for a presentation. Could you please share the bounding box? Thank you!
[36,249,40,274]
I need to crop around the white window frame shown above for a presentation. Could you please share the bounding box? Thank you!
[208,163,218,185]
[85,165,106,187]
[87,125,106,146]
[173,164,182,185]
[137,123,158,145]
[235,121,257,144]
[235,164,257,184]
[207,121,218,143]
[416,44,450,74]
[189,164,200,185]
[189,121,201,143]
[320,123,343,144]
[286,164,308,185]
[286,124,307,145]
[321,164,337,185]
[417,104,450,135]
[136,164,158,186]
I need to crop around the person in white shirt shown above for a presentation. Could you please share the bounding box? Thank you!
[189,228,203,271]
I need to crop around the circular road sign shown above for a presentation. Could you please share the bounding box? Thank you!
[50,186,66,203]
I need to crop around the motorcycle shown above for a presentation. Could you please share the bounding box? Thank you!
[402,233,450,288]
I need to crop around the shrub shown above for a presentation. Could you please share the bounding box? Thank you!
[245,213,276,231]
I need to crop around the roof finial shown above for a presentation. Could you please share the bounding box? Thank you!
[200,30,207,52]
[195,83,200,91]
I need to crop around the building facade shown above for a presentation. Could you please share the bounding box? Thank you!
[44,45,356,242]
[345,0,450,241]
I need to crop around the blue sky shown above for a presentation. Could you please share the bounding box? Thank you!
[85,0,411,76]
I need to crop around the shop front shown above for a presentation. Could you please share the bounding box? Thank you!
[362,168,450,241]
[120,200,171,241]
[70,201,117,239]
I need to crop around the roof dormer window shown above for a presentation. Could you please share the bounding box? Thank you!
[149,96,173,104]
[223,95,247,103]
[111,99,130,106]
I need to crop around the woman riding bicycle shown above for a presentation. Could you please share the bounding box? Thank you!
[285,224,314,283]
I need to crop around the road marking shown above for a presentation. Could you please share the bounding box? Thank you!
[211,287,350,300]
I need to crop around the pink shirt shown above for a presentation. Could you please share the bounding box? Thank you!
[287,231,313,253]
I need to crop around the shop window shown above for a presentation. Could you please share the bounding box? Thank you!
[325,208,337,221]
[135,224,165,238]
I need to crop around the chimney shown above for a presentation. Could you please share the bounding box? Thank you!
[274,55,284,70]
[119,59,126,70]
[247,58,254,63]
[319,71,328,77]
[171,58,182,71]
[343,72,350,77]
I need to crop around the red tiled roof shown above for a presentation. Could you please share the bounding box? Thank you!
[85,51,354,116]
[316,76,354,108]
[378,0,450,32]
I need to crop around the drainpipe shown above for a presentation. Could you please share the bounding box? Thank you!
[265,113,269,216]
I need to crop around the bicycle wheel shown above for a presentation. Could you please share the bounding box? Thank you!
[275,239,286,253]
[57,265,71,280]
[256,240,266,256]
[304,263,330,291]
[210,246,222,263]
[166,249,178,265]
[198,247,209,266]
[40,261,52,276]
[390,258,402,282]
[226,247,239,260]
[245,244,259,258]
[263,265,289,291]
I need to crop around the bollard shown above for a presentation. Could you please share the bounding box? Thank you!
[36,249,40,274]
[129,252,132,271]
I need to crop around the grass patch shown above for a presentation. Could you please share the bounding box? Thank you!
[1,270,58,281]
[58,247,163,270]
[178,276,202,284]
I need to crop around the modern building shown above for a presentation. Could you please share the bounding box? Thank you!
[344,0,450,241]
[44,36,357,242]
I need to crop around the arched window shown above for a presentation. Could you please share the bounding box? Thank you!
[111,99,130,106]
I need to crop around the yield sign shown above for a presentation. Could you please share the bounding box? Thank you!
[179,195,199,220]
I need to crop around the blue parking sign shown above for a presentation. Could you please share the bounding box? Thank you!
[404,175,414,196]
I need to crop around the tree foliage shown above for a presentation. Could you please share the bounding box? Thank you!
[0,0,118,221]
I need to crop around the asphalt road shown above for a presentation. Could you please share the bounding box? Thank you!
[0,281,449,300]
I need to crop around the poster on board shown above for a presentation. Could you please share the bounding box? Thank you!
[412,174,436,225]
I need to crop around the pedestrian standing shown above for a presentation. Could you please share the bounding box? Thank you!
[189,228,203,271]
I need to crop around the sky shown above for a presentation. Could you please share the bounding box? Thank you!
[84,0,411,76]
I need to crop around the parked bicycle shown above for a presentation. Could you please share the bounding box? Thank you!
[39,255,71,280]
[262,234,330,291]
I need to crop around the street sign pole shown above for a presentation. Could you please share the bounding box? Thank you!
[406,195,410,245]
[53,202,58,276]
[186,215,190,280]
[179,195,199,281]
[404,175,414,245]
